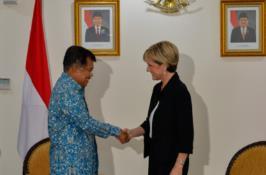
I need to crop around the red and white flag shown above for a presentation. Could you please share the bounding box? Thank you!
[17,0,51,159]
[230,10,238,28]
[84,10,93,28]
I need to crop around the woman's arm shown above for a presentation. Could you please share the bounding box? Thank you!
[170,153,188,175]
[128,126,145,139]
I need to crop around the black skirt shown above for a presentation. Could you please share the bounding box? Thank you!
[148,157,189,175]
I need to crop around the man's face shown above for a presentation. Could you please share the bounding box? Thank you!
[93,16,103,27]
[239,17,249,28]
[71,58,94,88]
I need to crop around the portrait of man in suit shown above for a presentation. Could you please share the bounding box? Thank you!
[230,12,256,43]
[85,11,110,42]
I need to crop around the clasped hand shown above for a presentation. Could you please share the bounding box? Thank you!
[117,129,130,144]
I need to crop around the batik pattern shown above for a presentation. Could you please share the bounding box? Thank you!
[48,73,120,175]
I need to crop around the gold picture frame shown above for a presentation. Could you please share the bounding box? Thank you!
[74,0,120,56]
[220,0,266,56]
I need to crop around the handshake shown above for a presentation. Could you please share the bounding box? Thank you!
[116,127,144,144]
[117,129,131,144]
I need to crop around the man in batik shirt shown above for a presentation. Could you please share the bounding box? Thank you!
[48,45,128,175]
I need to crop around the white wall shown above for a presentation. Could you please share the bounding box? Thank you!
[1,0,266,174]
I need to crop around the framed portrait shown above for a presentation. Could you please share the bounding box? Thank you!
[74,0,120,56]
[220,0,266,56]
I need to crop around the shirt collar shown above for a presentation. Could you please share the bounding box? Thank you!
[159,72,179,94]
[161,72,179,87]
[61,72,84,92]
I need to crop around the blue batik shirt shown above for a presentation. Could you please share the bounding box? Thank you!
[48,72,121,175]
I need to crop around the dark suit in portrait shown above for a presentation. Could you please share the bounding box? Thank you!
[85,26,110,42]
[230,26,256,43]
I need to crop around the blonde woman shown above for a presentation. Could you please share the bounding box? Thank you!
[128,41,194,175]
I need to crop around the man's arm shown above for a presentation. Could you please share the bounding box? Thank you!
[62,92,121,138]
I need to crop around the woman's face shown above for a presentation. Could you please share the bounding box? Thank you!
[145,59,166,81]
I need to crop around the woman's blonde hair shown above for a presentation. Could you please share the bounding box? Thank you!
[143,41,179,72]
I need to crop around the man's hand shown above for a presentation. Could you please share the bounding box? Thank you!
[117,129,130,144]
